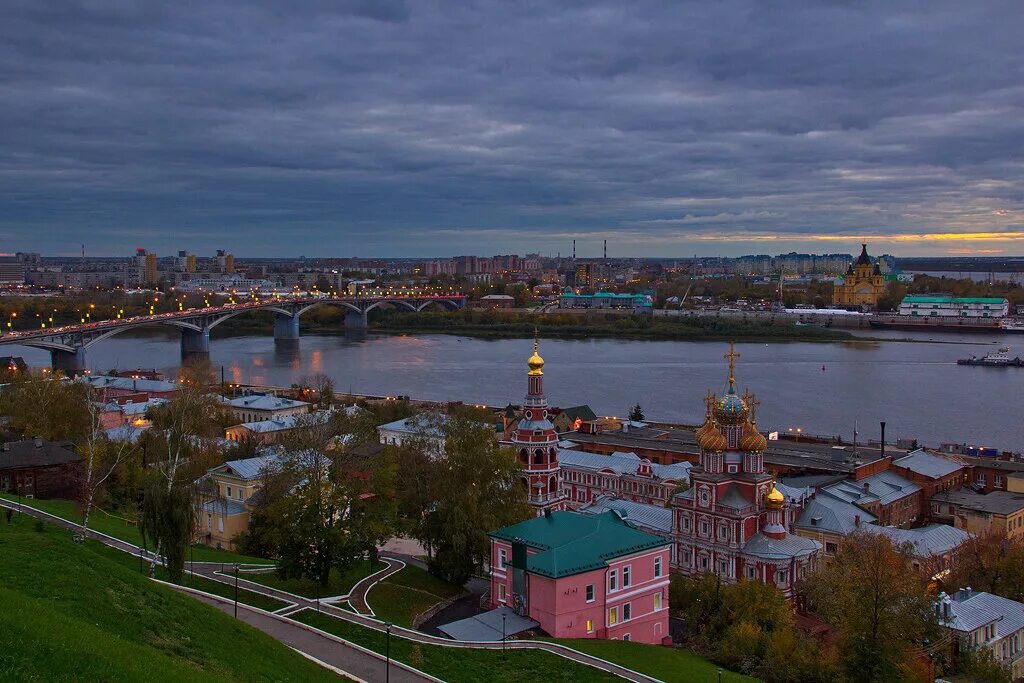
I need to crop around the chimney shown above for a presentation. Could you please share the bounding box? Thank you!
[603,239,607,260]
[863,482,870,494]
[854,514,861,527]
[34,437,43,448]
[880,421,886,460]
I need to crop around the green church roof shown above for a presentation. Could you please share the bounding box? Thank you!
[489,510,669,579]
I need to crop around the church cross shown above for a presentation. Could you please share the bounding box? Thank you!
[724,342,740,386]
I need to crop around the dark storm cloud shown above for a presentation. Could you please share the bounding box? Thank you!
[1,0,1022,256]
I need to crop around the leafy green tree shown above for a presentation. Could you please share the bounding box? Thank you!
[0,370,92,442]
[423,415,531,585]
[958,644,1011,683]
[139,476,194,583]
[628,403,645,422]
[805,532,940,683]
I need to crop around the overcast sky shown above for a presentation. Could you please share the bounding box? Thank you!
[2,1,1023,258]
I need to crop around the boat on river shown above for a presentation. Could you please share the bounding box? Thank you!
[957,347,1023,367]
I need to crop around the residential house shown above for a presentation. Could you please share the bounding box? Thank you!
[939,589,1024,680]
[559,450,691,507]
[225,410,332,446]
[96,397,167,431]
[932,490,1024,540]
[489,510,671,644]
[820,469,922,527]
[224,393,310,424]
[196,453,282,550]
[377,414,448,456]
[80,375,180,401]
[0,439,81,499]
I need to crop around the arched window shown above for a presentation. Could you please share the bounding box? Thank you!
[519,448,529,465]
[549,475,558,493]
[534,449,544,465]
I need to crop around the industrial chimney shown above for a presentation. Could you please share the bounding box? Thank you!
[880,421,887,460]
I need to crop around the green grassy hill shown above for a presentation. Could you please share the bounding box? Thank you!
[0,514,337,682]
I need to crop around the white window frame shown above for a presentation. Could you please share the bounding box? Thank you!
[622,565,632,588]
[586,584,595,603]
[654,557,662,578]
[498,583,507,602]
[609,569,618,592]
[498,548,507,570]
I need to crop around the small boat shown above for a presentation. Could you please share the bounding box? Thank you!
[957,347,1023,367]
[1001,319,1024,334]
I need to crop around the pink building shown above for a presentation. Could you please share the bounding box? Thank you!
[489,509,671,644]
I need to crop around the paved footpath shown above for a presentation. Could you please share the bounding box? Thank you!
[0,499,660,683]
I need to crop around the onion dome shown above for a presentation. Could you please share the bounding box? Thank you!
[527,334,544,376]
[765,485,785,509]
[698,422,728,452]
[739,423,767,452]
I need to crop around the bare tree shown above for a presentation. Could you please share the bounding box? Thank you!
[75,402,138,542]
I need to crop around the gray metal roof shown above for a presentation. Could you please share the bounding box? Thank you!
[933,490,1024,516]
[742,533,821,560]
[864,523,970,557]
[824,470,920,506]
[945,591,1024,635]
[893,450,963,479]
[0,439,80,469]
[226,394,309,411]
[199,498,248,516]
[438,606,538,642]
[796,494,878,534]
[577,496,673,534]
[216,453,283,481]
[557,449,690,482]
[81,375,179,393]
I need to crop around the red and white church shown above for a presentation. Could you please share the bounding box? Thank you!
[671,344,820,599]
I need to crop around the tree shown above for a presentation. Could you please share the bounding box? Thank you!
[958,644,1011,683]
[143,367,226,576]
[947,531,1024,602]
[805,532,940,683]
[75,402,139,541]
[0,370,92,442]
[423,415,532,585]
[628,403,645,422]
[139,476,194,583]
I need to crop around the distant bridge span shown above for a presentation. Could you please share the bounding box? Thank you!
[0,294,466,375]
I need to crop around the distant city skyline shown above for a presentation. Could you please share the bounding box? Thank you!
[2,2,1022,257]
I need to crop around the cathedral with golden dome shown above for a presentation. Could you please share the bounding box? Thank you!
[671,343,820,599]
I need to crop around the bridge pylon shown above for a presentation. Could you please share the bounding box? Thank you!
[51,347,86,377]
[181,325,211,361]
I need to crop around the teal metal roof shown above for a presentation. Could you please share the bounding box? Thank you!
[902,296,1007,304]
[489,510,669,579]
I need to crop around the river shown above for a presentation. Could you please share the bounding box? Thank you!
[6,329,1022,452]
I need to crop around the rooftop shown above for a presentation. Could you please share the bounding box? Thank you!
[865,523,970,557]
[902,296,1008,304]
[489,510,669,579]
[558,449,691,482]
[892,449,965,479]
[944,590,1024,636]
[210,453,284,481]
[225,394,310,411]
[577,496,673,534]
[824,470,920,507]
[81,375,179,393]
[0,439,80,470]
[933,490,1024,516]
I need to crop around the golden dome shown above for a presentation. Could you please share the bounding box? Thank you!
[527,333,544,376]
[765,485,785,509]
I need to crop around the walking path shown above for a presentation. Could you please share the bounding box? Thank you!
[1,499,661,683]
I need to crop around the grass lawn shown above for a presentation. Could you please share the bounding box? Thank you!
[243,558,385,598]
[0,514,337,682]
[294,610,622,683]
[0,494,272,565]
[365,564,464,627]
[553,638,758,683]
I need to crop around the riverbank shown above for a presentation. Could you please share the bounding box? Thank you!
[215,309,854,342]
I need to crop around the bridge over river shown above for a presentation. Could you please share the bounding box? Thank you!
[0,293,466,375]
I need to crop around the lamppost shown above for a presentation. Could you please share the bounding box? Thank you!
[233,564,240,618]
[502,613,507,658]
[718,668,723,683]
[384,622,392,683]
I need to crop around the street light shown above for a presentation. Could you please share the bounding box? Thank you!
[502,613,507,658]
[233,564,240,618]
[384,622,392,683]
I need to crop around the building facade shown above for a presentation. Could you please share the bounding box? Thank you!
[225,394,310,424]
[489,510,671,644]
[898,296,1010,318]
[832,244,886,309]
[559,450,691,507]
[671,345,820,599]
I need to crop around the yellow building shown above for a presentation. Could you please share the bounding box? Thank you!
[932,490,1024,541]
[196,454,280,550]
[832,244,885,309]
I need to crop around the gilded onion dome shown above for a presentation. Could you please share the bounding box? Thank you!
[765,484,785,509]
[527,331,544,376]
